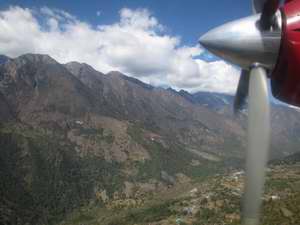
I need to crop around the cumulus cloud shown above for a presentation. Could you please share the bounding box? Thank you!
[0,6,240,94]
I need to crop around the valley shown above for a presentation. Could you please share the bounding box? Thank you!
[60,163,300,225]
[0,54,300,225]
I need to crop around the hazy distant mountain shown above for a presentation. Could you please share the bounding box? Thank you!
[179,89,233,110]
[1,54,300,225]
[0,55,10,64]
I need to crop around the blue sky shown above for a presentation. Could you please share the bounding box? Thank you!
[0,0,252,46]
[0,1,253,94]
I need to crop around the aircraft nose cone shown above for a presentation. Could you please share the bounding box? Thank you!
[199,30,219,52]
[198,14,281,70]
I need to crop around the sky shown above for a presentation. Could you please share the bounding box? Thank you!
[0,0,253,94]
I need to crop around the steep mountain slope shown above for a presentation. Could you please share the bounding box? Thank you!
[0,54,239,225]
[0,92,13,122]
[1,54,300,225]
[64,62,245,155]
[66,61,300,158]
[0,54,101,128]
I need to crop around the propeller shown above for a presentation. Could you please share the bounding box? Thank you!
[259,0,280,30]
[252,0,269,12]
[199,1,282,224]
[241,2,278,224]
[234,0,280,114]
[243,66,270,225]
[233,70,250,114]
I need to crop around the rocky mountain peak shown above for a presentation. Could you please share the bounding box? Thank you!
[64,61,103,78]
[14,53,58,66]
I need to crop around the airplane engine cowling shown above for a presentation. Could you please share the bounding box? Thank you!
[271,0,300,106]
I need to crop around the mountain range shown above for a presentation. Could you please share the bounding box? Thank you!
[1,54,300,225]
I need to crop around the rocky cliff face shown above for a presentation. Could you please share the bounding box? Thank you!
[0,54,300,225]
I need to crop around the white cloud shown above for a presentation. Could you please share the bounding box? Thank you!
[0,6,240,94]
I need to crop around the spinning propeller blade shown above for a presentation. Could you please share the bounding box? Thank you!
[199,1,282,224]
[243,66,270,225]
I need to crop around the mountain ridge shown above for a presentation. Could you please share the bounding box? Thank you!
[1,53,300,225]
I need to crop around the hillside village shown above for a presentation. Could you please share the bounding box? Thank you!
[60,163,300,225]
